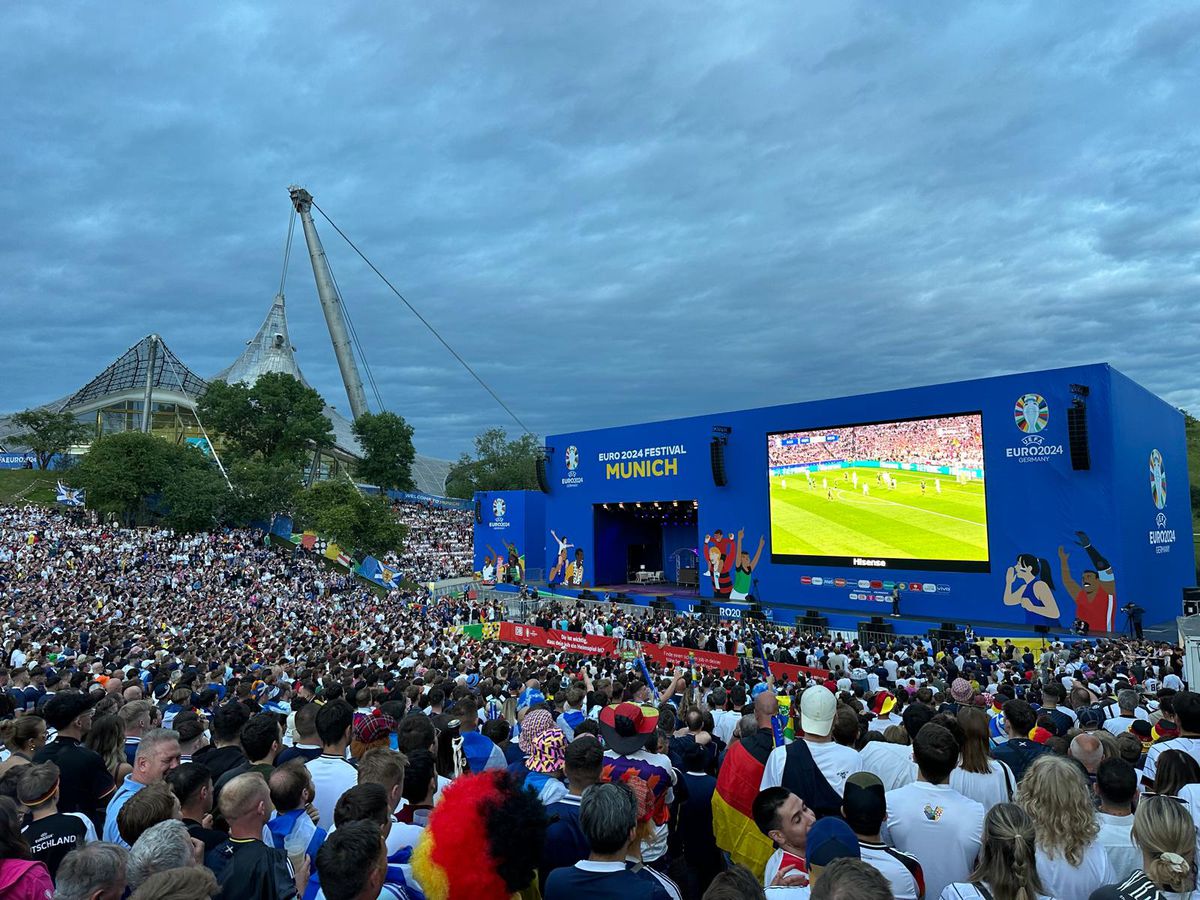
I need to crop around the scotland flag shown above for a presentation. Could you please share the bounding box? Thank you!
[56,481,85,507]
[357,555,401,590]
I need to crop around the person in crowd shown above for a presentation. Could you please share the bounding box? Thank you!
[753,787,816,888]
[314,820,407,900]
[276,704,322,767]
[395,750,436,826]
[1093,758,1141,882]
[938,802,1048,900]
[266,761,326,878]
[1017,753,1114,899]
[35,692,114,832]
[991,700,1050,784]
[950,706,1015,810]
[860,703,929,791]
[597,702,677,870]
[51,841,128,900]
[804,818,863,892]
[86,715,134,785]
[809,857,894,900]
[351,711,397,761]
[206,772,302,900]
[1090,794,1196,899]
[412,770,550,900]
[544,781,678,900]
[306,701,358,829]
[194,703,250,785]
[676,741,723,896]
[1142,690,1200,788]
[885,722,984,899]
[128,865,220,900]
[0,717,46,779]
[173,713,209,765]
[701,864,765,900]
[756,690,843,818]
[1069,733,1104,782]
[763,686,861,797]
[525,727,569,805]
[125,819,202,891]
[456,703,505,772]
[116,781,181,847]
[119,701,155,766]
[1145,748,1200,798]
[0,795,53,900]
[103,728,182,845]
[17,761,97,879]
[841,771,923,899]
[213,712,282,804]
[327,783,420,899]
[167,763,226,853]
[355,748,419,869]
[541,736,601,887]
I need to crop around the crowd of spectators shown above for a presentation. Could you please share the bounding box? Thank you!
[769,416,984,471]
[0,504,1196,900]
[384,500,473,584]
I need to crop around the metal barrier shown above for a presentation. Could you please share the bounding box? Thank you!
[429,577,480,600]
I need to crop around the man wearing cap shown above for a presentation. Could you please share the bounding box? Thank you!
[867,692,901,733]
[804,817,862,892]
[598,701,676,870]
[842,771,923,900]
[884,723,983,899]
[34,692,114,832]
[763,685,862,798]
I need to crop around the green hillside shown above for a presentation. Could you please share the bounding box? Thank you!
[0,470,60,507]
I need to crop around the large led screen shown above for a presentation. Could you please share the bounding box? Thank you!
[767,412,989,572]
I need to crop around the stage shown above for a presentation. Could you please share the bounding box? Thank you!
[593,581,699,598]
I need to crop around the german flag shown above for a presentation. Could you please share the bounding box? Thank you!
[711,739,774,877]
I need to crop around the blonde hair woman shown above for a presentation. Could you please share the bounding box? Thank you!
[939,803,1050,900]
[1090,794,1196,899]
[1017,754,1114,899]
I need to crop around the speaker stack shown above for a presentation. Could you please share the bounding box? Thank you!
[535,456,550,493]
[1067,391,1091,471]
[710,439,727,487]
[474,499,482,524]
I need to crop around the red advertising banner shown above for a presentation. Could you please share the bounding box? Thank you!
[484,622,828,682]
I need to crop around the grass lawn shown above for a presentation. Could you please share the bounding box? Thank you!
[769,466,988,561]
[0,469,60,507]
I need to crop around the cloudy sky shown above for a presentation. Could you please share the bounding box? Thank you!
[2,3,1198,458]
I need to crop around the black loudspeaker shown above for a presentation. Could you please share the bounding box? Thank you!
[474,500,482,524]
[1067,402,1091,471]
[535,456,550,493]
[1183,587,1200,617]
[710,438,727,487]
[1034,624,1051,635]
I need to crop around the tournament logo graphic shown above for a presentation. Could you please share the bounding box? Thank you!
[1150,449,1167,510]
[1006,393,1063,463]
[560,445,584,487]
[492,498,506,519]
[922,805,945,822]
[1014,393,1049,434]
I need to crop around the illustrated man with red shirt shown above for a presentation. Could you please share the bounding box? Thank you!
[703,530,736,599]
[1058,531,1116,634]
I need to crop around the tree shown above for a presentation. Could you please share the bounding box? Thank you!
[8,408,91,469]
[445,428,541,499]
[198,373,334,464]
[73,431,223,526]
[226,458,301,525]
[161,463,229,532]
[294,479,406,558]
[352,411,416,492]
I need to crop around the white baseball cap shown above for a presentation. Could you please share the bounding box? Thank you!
[801,684,837,737]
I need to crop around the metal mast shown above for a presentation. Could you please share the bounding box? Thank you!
[140,334,160,432]
[288,186,370,420]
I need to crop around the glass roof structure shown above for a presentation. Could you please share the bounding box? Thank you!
[62,335,209,410]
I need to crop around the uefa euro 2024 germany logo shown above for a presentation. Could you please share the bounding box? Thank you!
[565,445,580,472]
[492,498,506,519]
[1014,393,1049,434]
[1150,449,1167,510]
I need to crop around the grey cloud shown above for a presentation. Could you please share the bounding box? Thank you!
[1,1,1198,459]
